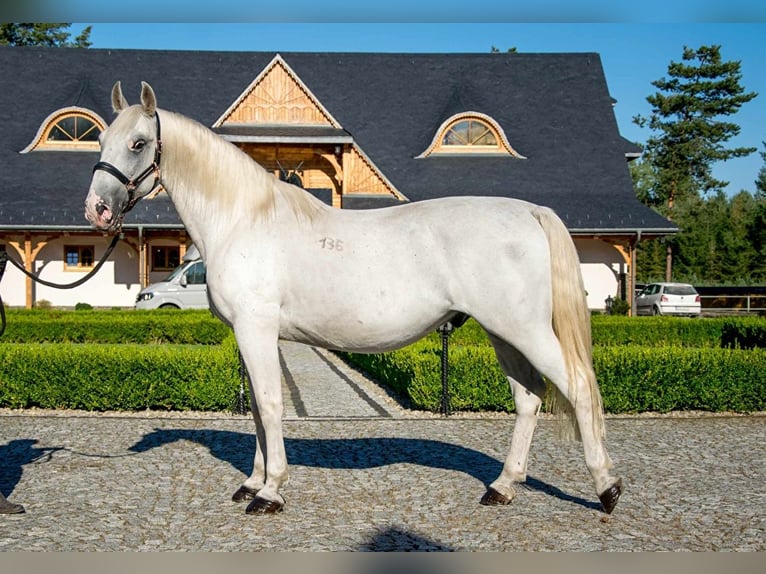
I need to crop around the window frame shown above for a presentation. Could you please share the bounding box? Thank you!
[63,244,96,271]
[416,111,525,159]
[151,245,181,273]
[20,107,107,153]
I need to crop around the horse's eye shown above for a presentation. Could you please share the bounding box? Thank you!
[131,140,146,152]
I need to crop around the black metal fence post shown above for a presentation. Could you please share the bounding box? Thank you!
[437,321,454,416]
[235,350,249,415]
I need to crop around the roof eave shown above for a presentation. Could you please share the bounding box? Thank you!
[218,134,354,144]
[570,226,679,236]
[0,224,186,232]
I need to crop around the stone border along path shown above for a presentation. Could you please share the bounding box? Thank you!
[0,341,764,551]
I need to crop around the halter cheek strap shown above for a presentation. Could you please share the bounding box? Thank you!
[92,112,164,221]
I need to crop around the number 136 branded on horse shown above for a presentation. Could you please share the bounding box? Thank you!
[84,82,622,516]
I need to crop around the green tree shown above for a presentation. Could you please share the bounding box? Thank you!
[756,141,766,198]
[633,45,757,210]
[633,44,757,280]
[748,143,766,280]
[0,23,91,47]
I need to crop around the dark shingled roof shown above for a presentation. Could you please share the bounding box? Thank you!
[0,46,675,234]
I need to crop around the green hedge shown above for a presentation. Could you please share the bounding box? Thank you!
[0,308,229,344]
[410,316,743,349]
[0,335,240,411]
[343,344,765,414]
[1,311,764,414]
[720,317,766,349]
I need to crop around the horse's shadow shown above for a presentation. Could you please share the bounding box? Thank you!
[129,428,600,511]
[0,439,62,498]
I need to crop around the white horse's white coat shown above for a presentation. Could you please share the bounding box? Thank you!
[85,82,622,514]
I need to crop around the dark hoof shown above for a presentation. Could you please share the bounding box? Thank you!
[231,485,258,503]
[598,478,623,514]
[480,487,513,506]
[245,496,284,515]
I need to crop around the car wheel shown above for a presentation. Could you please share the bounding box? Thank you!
[652,305,662,316]
[159,303,180,309]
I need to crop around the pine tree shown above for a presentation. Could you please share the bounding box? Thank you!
[0,23,91,47]
[632,45,757,280]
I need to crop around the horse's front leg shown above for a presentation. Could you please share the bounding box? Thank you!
[232,318,288,515]
[231,378,267,503]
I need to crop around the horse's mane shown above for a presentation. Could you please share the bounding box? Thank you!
[157,108,322,223]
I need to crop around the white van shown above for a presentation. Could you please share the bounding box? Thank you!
[135,245,209,310]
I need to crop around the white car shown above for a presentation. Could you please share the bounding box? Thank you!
[635,282,701,317]
[135,246,209,310]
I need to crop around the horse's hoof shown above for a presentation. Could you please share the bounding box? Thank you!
[480,487,514,506]
[231,485,258,503]
[598,478,623,514]
[245,496,284,515]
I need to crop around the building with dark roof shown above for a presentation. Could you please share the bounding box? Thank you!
[0,46,675,309]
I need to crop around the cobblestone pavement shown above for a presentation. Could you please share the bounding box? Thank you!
[1,341,764,551]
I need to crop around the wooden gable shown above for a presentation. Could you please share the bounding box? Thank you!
[214,54,338,127]
[213,54,404,206]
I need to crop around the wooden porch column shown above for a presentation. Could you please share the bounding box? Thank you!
[139,228,147,288]
[23,235,51,309]
[24,234,33,309]
[629,232,640,317]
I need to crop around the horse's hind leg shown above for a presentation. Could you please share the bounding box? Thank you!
[481,335,547,506]
[513,328,622,513]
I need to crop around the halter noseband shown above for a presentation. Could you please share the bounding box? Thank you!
[92,112,164,224]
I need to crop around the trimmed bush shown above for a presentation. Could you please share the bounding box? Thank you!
[720,317,766,349]
[1,310,763,414]
[0,335,240,411]
[590,315,724,348]
[594,346,765,413]
[344,344,765,414]
[0,308,230,344]
[395,316,735,349]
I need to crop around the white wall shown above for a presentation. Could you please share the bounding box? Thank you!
[574,238,627,311]
[1,237,142,308]
[0,249,27,307]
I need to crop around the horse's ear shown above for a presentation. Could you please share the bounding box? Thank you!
[140,81,157,117]
[111,81,129,113]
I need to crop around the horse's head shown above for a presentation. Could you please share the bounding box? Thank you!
[84,81,163,231]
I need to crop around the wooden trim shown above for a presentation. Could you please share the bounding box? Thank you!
[215,54,340,128]
[417,111,525,159]
[20,107,107,154]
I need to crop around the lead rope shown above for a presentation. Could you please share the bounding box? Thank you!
[0,233,122,337]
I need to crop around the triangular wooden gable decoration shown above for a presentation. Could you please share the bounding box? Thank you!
[347,146,406,200]
[213,54,340,127]
[213,53,405,202]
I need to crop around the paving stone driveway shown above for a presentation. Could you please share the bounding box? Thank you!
[1,342,764,551]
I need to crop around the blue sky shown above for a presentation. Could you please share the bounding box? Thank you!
[8,0,763,197]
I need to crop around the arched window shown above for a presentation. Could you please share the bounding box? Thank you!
[46,114,100,144]
[21,107,107,153]
[416,112,525,159]
[442,119,498,148]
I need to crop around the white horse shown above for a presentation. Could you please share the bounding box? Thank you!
[85,82,622,515]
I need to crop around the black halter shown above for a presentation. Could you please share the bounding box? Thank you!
[92,112,163,222]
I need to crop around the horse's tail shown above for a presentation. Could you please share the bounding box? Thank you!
[531,205,605,442]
